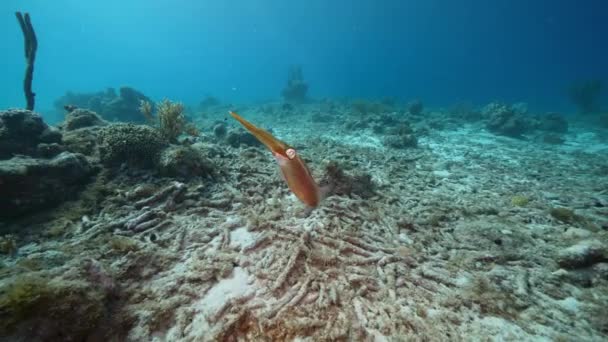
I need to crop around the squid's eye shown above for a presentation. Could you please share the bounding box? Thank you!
[285,148,296,159]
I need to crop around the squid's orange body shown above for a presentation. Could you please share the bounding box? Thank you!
[229,111,321,207]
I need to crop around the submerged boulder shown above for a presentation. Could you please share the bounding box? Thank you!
[158,145,214,179]
[320,161,376,199]
[537,112,568,134]
[0,152,94,218]
[483,102,530,138]
[226,129,262,148]
[383,122,418,149]
[103,87,152,123]
[557,240,607,269]
[0,109,62,159]
[63,108,107,131]
[61,109,108,157]
[0,275,108,340]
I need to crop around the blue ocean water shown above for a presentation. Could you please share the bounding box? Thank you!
[1,0,607,116]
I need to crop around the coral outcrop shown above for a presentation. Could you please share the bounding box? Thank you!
[281,66,308,104]
[98,124,167,168]
[320,161,376,199]
[537,112,568,134]
[54,86,153,123]
[62,108,107,131]
[482,102,531,138]
[158,145,214,179]
[383,122,418,148]
[0,109,61,159]
[0,109,95,218]
[0,152,94,218]
[226,129,262,148]
[406,99,424,115]
[60,109,107,156]
[568,79,603,114]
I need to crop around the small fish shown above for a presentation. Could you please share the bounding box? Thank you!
[229,111,321,207]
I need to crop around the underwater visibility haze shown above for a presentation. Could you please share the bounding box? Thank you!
[1,0,608,341]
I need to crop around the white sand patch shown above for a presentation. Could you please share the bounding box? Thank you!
[470,316,549,342]
[432,170,451,178]
[230,227,257,249]
[196,267,252,316]
[558,297,579,313]
[330,134,383,149]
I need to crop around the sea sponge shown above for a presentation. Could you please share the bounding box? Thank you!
[98,123,167,168]
[511,195,529,207]
[550,207,579,223]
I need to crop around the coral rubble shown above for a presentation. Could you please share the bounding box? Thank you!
[1,98,607,341]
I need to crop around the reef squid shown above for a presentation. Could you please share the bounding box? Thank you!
[229,111,322,207]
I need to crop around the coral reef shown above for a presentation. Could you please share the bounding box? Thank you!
[281,66,308,104]
[54,86,153,123]
[1,98,607,341]
[98,123,167,168]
